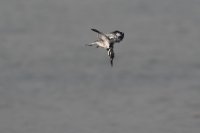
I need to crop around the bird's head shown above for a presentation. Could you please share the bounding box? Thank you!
[112,30,124,43]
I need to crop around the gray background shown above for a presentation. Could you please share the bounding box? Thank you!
[0,0,200,133]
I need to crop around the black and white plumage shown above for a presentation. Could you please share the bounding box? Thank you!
[86,28,124,67]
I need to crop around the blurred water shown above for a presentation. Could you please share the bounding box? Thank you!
[0,0,200,133]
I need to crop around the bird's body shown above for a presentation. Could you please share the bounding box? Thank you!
[86,28,124,67]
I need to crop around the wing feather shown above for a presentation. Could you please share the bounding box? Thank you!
[91,28,110,41]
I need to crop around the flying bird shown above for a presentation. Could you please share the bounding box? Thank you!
[86,28,124,67]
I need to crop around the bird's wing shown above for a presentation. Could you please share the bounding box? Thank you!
[91,28,110,41]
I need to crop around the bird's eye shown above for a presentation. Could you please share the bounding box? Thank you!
[116,33,121,37]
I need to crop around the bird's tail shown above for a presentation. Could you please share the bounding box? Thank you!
[107,48,114,67]
[110,58,113,67]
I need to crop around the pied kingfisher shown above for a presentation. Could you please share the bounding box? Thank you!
[86,28,124,67]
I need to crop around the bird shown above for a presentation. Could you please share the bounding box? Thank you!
[86,28,124,67]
